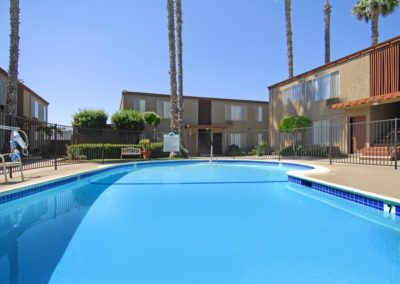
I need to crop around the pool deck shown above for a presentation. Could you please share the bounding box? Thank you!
[1,159,399,202]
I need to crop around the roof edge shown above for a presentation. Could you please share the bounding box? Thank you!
[268,35,400,90]
[122,90,269,104]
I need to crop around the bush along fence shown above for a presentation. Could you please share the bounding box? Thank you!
[0,111,399,176]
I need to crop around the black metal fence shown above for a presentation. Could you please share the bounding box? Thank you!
[1,110,399,177]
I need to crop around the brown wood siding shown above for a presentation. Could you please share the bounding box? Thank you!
[370,43,400,97]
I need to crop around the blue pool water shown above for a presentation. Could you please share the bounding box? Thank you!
[0,161,399,283]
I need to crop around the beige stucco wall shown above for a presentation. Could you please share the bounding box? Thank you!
[269,54,370,131]
[121,93,269,155]
[211,100,268,131]
[121,93,198,132]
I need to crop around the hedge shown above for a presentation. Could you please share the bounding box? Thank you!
[67,143,188,160]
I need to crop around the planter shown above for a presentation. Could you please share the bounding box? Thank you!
[143,150,150,159]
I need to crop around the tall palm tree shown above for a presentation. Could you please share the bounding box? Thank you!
[352,0,399,46]
[167,0,179,132]
[176,0,184,137]
[6,0,20,118]
[324,0,332,64]
[284,0,294,78]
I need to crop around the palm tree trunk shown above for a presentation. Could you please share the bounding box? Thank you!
[324,0,331,64]
[167,0,179,132]
[371,7,379,45]
[176,0,184,138]
[284,0,293,78]
[6,0,20,119]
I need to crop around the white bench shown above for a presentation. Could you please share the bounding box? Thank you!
[121,147,142,159]
[1,153,24,183]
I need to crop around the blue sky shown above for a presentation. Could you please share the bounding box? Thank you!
[0,0,399,125]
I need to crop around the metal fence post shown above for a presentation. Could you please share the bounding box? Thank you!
[102,143,105,165]
[278,131,281,161]
[395,118,398,170]
[54,124,58,170]
[329,121,333,166]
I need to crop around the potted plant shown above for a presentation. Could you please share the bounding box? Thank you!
[139,139,151,159]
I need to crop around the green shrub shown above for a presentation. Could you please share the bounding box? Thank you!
[279,144,344,157]
[143,112,161,128]
[67,144,143,160]
[66,142,187,160]
[72,109,108,129]
[279,116,311,132]
[225,144,242,156]
[253,140,274,156]
[111,110,145,131]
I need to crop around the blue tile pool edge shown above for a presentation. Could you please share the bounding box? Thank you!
[2,159,398,217]
[288,175,400,216]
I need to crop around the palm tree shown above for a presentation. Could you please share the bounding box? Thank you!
[167,0,179,132]
[6,0,20,118]
[284,0,293,78]
[324,0,332,64]
[352,0,399,46]
[176,0,184,137]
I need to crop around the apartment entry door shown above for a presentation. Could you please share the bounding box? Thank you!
[350,116,366,153]
[198,129,211,156]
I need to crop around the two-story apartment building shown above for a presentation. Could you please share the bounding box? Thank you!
[0,67,49,122]
[268,35,400,156]
[120,91,269,155]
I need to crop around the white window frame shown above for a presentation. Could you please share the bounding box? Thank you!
[312,119,340,146]
[305,71,340,102]
[34,100,39,119]
[225,105,247,121]
[133,99,146,112]
[157,100,170,119]
[42,105,47,121]
[227,133,246,148]
[254,106,263,122]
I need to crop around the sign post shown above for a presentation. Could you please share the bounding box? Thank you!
[163,132,180,153]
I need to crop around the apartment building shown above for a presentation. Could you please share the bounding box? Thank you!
[120,91,269,155]
[0,67,49,122]
[268,35,400,155]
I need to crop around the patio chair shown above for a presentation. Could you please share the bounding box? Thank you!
[1,152,24,183]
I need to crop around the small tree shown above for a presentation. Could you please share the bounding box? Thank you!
[72,109,108,129]
[111,110,145,131]
[279,116,311,154]
[143,111,161,130]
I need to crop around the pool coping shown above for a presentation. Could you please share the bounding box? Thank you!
[0,159,399,216]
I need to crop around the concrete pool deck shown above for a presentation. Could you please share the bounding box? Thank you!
[1,159,399,201]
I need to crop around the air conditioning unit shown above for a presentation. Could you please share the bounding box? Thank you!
[326,98,341,107]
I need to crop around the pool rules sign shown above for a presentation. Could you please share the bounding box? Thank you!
[163,132,180,152]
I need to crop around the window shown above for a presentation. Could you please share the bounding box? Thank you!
[283,83,302,103]
[312,119,340,145]
[227,133,246,148]
[0,77,5,106]
[133,99,146,112]
[225,105,246,121]
[254,106,263,122]
[255,133,263,145]
[156,100,170,119]
[34,101,39,119]
[305,71,340,102]
[42,105,47,121]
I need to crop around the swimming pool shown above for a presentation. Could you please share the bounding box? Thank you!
[0,161,399,283]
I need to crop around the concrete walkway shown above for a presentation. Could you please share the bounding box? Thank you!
[1,159,399,202]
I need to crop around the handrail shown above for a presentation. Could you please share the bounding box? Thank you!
[0,125,20,131]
